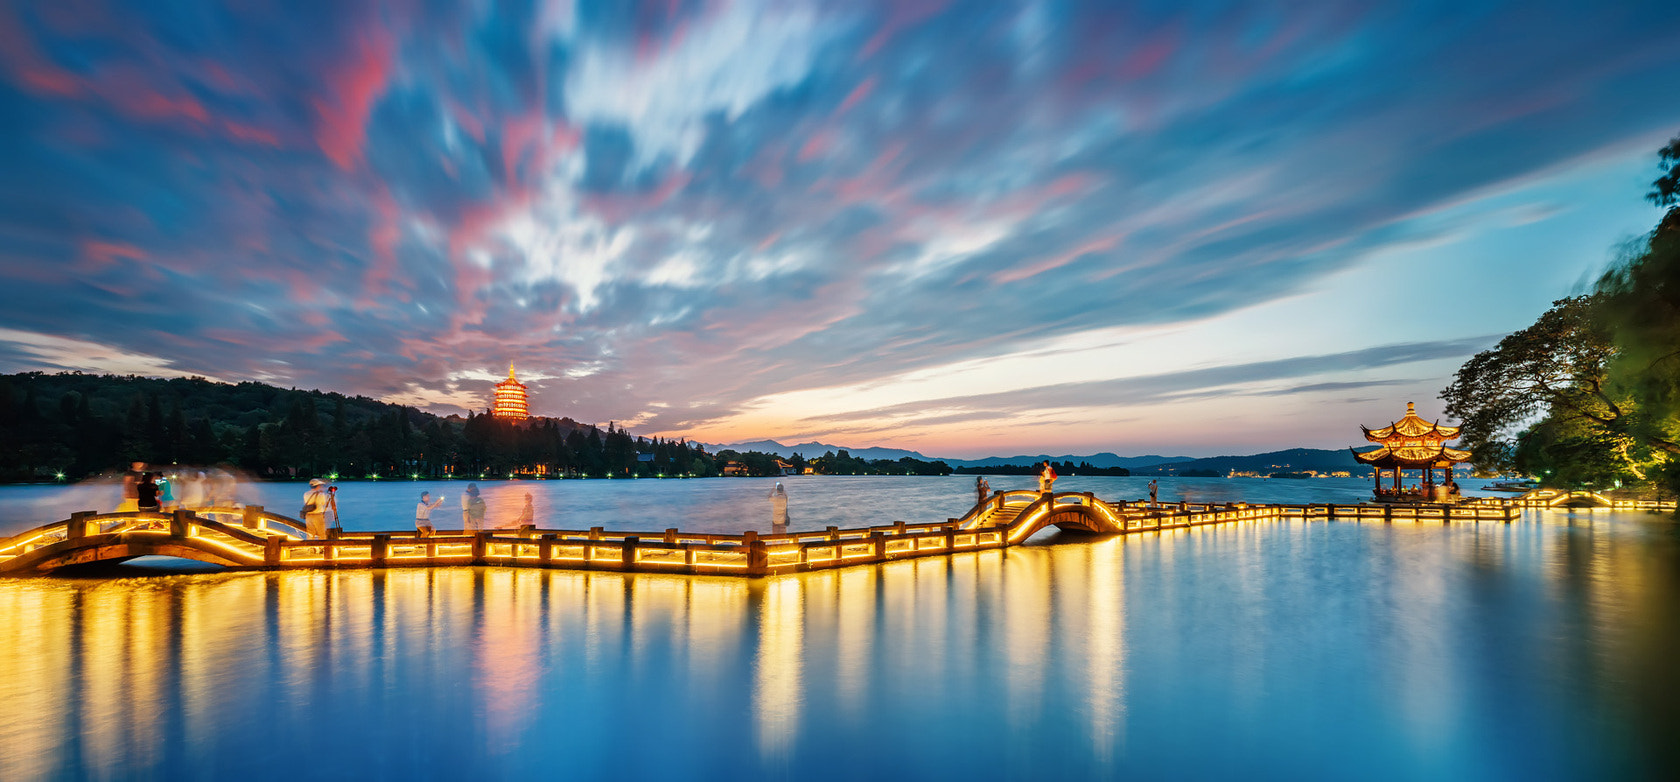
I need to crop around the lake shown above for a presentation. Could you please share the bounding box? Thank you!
[1,477,1676,780]
[0,473,1502,538]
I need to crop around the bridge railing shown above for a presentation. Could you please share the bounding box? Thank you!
[2,490,1624,577]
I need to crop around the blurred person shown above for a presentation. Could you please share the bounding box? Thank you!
[136,473,160,513]
[301,479,330,538]
[462,483,486,532]
[1149,479,1159,505]
[119,461,146,511]
[975,476,990,506]
[511,492,534,529]
[214,469,239,507]
[180,471,206,510]
[1037,461,1058,493]
[158,472,177,511]
[414,491,444,536]
[768,482,789,532]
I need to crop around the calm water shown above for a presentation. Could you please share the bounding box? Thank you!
[0,474,1503,537]
[1,479,1677,780]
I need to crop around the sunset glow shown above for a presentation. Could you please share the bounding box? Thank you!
[2,1,1678,457]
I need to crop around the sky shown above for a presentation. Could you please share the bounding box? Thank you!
[1,0,1679,459]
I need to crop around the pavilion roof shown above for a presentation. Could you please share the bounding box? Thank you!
[1363,402,1461,442]
[1350,444,1471,468]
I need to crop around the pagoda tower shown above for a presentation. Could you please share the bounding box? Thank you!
[1352,402,1470,500]
[492,364,529,420]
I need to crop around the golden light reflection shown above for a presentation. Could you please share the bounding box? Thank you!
[1001,547,1050,732]
[684,576,749,702]
[834,566,876,717]
[0,582,73,781]
[753,577,803,759]
[475,569,545,753]
[6,511,1673,774]
[1078,537,1126,761]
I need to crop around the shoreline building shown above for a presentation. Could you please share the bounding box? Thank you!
[492,365,529,420]
[1352,402,1470,500]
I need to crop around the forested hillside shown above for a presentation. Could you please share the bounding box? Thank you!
[0,372,711,481]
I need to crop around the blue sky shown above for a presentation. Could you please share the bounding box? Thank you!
[1,0,1677,457]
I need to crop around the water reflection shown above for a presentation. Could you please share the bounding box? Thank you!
[0,511,1676,779]
[753,578,802,759]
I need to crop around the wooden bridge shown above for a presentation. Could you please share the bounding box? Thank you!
[0,490,1566,578]
[1507,488,1676,510]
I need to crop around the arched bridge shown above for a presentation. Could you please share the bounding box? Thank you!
[1,491,1529,578]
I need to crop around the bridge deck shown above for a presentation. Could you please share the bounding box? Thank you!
[0,490,1668,578]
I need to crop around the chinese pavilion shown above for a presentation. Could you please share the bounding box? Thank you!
[492,365,529,420]
[1352,402,1471,499]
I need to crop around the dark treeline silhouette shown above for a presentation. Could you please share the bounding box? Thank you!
[707,449,951,476]
[0,372,959,482]
[0,372,719,482]
[952,461,1130,476]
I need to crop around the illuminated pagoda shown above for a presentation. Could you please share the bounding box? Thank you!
[492,364,529,420]
[1352,402,1471,500]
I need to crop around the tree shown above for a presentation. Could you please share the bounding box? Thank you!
[1443,133,1680,493]
[1442,295,1649,485]
[1646,132,1680,209]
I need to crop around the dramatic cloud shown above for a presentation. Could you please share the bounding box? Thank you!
[2,0,1678,455]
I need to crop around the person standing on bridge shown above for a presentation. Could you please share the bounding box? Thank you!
[301,479,330,538]
[975,476,990,506]
[119,461,146,512]
[326,485,341,532]
[1038,461,1058,493]
[136,472,160,513]
[768,482,790,532]
[462,483,486,532]
[1149,479,1158,505]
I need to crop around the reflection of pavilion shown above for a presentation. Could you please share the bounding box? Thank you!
[1352,402,1471,502]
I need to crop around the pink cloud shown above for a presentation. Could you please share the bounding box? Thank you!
[1121,29,1179,78]
[582,170,692,223]
[360,189,402,303]
[80,239,147,266]
[836,76,877,114]
[992,234,1124,284]
[859,0,950,59]
[798,129,837,162]
[222,120,280,146]
[312,29,393,171]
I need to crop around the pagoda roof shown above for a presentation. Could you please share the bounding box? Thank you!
[496,364,527,389]
[1363,402,1461,442]
[1351,444,1471,468]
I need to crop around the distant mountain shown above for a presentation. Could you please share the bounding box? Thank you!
[941,453,1191,470]
[1129,448,1373,476]
[700,440,1384,476]
[702,441,1193,470]
[702,440,931,461]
